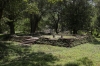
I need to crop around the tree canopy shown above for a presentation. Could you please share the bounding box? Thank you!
[0,0,100,36]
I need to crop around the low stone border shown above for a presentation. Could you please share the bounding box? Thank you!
[10,35,95,47]
[35,35,89,47]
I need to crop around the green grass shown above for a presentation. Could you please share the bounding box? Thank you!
[0,38,100,66]
[41,35,76,39]
[31,43,100,66]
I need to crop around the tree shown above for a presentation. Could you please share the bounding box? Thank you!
[47,2,61,34]
[0,0,10,33]
[3,0,25,34]
[25,0,51,35]
[63,0,93,34]
[44,0,64,34]
[0,0,8,20]
[95,0,100,36]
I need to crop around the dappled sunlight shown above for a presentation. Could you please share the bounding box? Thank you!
[0,42,58,66]
[0,36,100,66]
[2,52,58,66]
[64,57,94,66]
[29,43,100,66]
[0,0,100,66]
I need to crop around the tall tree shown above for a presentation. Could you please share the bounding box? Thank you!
[64,0,93,34]
[45,0,64,34]
[3,0,25,34]
[0,0,10,33]
[25,0,50,35]
[95,0,100,36]
[0,0,8,20]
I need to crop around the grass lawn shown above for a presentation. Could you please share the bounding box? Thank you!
[41,35,76,39]
[0,38,100,66]
[31,43,100,66]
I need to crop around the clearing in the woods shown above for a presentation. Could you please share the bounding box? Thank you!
[0,34,100,66]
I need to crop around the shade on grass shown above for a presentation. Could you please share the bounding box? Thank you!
[0,38,100,66]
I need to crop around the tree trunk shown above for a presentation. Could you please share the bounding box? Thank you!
[55,22,58,34]
[30,13,41,35]
[32,21,38,34]
[0,27,2,33]
[30,14,34,35]
[0,9,2,33]
[0,23,2,33]
[54,13,60,34]
[73,29,78,34]
[33,14,41,34]
[7,22,15,35]
[96,33,99,37]
[0,9,3,20]
[61,24,65,32]
[0,0,7,20]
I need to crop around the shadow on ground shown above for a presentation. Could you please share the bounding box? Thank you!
[0,34,11,41]
[64,57,94,66]
[2,52,58,66]
[0,41,58,66]
[0,41,11,60]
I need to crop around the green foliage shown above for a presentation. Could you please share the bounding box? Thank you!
[78,57,94,66]
[48,0,63,3]
[4,0,25,21]
[25,2,39,14]
[0,0,27,34]
[62,0,94,34]
[0,0,99,35]
[94,0,100,36]
[15,18,30,34]
[0,17,9,33]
